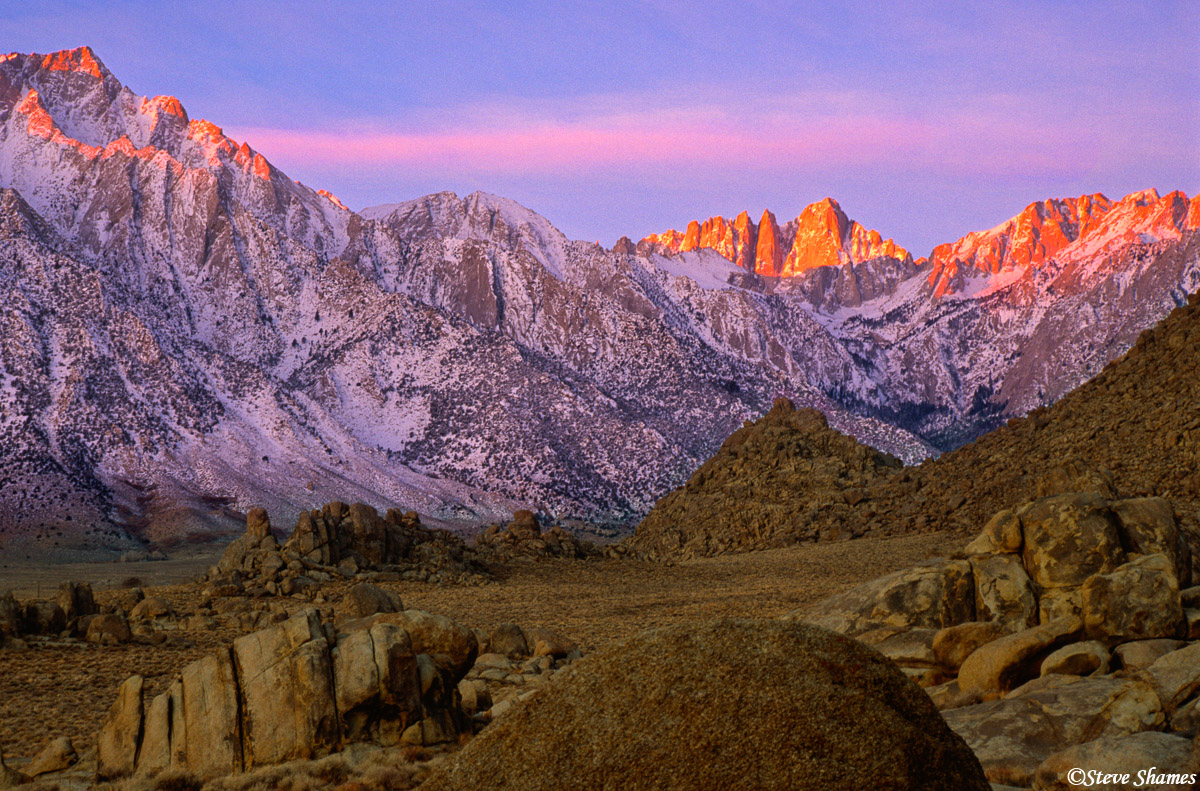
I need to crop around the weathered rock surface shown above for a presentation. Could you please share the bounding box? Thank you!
[796,559,974,635]
[1111,497,1193,586]
[1040,640,1109,677]
[97,675,144,780]
[1032,732,1197,791]
[1019,493,1124,590]
[970,553,1037,629]
[1136,642,1200,715]
[26,736,77,777]
[943,674,1164,785]
[1081,553,1185,643]
[932,621,1009,672]
[86,613,132,645]
[96,608,475,780]
[422,619,989,791]
[957,616,1084,697]
[338,582,403,621]
[1113,638,1186,671]
[487,624,528,658]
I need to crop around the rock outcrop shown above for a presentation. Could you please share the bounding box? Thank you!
[628,397,903,557]
[793,487,1200,787]
[205,503,490,596]
[96,608,474,780]
[421,619,988,791]
[474,510,598,561]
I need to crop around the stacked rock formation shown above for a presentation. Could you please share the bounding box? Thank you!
[96,607,475,781]
[422,619,989,790]
[95,597,586,783]
[793,484,1200,787]
[629,398,903,558]
[474,510,598,561]
[206,503,490,595]
[0,582,135,647]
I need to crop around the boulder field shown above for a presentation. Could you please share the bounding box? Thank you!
[794,482,1200,787]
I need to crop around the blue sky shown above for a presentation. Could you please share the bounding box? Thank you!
[3,1,1198,252]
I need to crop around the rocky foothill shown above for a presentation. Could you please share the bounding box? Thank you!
[629,398,904,558]
[793,477,1200,787]
[631,290,1200,560]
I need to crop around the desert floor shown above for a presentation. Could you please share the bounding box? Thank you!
[0,530,961,763]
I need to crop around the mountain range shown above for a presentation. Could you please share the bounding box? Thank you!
[0,47,1196,557]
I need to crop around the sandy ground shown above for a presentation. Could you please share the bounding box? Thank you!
[0,530,962,766]
[0,546,219,598]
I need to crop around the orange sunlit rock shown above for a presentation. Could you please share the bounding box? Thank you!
[642,198,910,278]
[754,209,784,276]
[40,46,103,79]
[318,189,349,210]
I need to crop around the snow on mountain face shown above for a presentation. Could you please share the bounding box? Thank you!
[0,47,933,555]
[0,47,1196,556]
[691,189,1200,447]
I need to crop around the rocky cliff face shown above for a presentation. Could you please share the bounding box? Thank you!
[642,197,913,277]
[0,47,1196,555]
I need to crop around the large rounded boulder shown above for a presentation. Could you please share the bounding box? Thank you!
[423,619,989,791]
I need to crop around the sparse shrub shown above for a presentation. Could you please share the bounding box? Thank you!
[309,754,350,785]
[398,745,430,763]
[154,771,202,791]
[121,576,143,589]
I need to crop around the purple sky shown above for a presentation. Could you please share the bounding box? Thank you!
[3,1,1198,253]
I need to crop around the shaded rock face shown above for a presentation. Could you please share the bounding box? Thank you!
[943,674,1165,786]
[422,619,988,791]
[1033,732,1197,791]
[629,397,903,558]
[96,608,471,780]
[800,559,974,635]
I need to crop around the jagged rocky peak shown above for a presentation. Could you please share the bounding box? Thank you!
[1,46,188,152]
[640,197,912,278]
[0,46,310,193]
[926,190,1200,297]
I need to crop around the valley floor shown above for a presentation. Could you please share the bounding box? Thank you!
[0,530,959,767]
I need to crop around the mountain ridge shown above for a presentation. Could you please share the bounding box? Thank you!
[0,46,1196,557]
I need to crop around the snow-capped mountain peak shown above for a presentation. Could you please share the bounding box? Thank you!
[0,48,1196,557]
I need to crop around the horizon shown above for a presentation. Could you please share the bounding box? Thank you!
[1,2,1197,254]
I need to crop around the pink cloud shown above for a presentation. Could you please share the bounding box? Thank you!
[224,94,1121,182]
